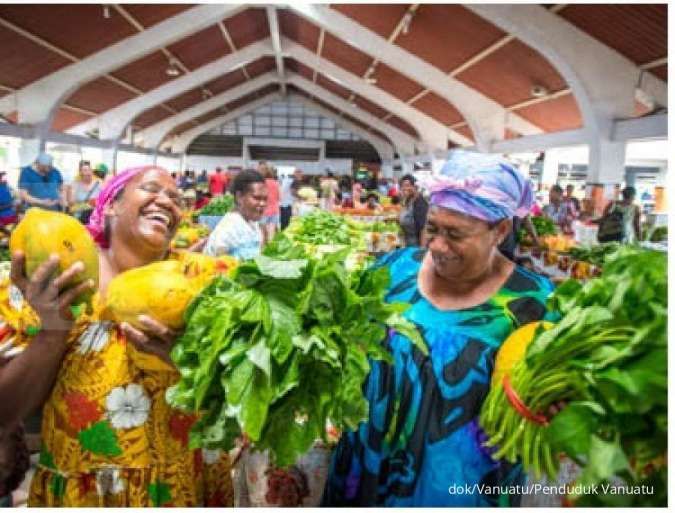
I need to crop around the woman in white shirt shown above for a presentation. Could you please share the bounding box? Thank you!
[204,170,268,260]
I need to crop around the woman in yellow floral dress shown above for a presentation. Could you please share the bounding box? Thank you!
[0,166,234,506]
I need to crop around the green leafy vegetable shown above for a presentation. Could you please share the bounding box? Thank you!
[196,194,234,216]
[167,241,423,468]
[480,246,666,506]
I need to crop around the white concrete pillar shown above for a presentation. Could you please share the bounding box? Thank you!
[380,160,394,179]
[586,137,626,215]
[242,142,251,168]
[18,138,42,167]
[101,146,118,173]
[541,149,560,187]
[401,161,414,176]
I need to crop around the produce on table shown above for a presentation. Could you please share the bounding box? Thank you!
[196,194,234,217]
[480,247,667,506]
[648,225,667,242]
[166,241,425,468]
[285,210,363,248]
[103,260,201,331]
[517,215,557,244]
[541,234,576,252]
[567,242,621,266]
[0,248,10,262]
[9,208,99,310]
[171,224,210,249]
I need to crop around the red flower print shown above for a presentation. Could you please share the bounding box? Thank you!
[64,391,102,430]
[206,489,227,507]
[79,473,96,497]
[168,413,197,446]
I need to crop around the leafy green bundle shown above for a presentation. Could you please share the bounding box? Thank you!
[166,242,424,468]
[285,210,363,247]
[517,215,557,243]
[197,194,234,216]
[480,247,666,506]
[567,242,621,266]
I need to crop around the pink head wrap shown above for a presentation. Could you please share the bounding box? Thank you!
[86,165,161,248]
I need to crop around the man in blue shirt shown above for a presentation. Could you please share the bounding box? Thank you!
[18,152,65,211]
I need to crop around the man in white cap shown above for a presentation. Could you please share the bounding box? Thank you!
[18,152,65,211]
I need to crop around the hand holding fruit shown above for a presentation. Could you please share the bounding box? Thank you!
[120,315,179,366]
[10,252,94,333]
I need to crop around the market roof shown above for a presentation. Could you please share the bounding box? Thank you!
[0,4,667,157]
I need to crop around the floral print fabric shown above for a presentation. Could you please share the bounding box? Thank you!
[0,251,234,507]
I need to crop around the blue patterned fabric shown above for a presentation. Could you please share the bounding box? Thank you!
[323,247,556,507]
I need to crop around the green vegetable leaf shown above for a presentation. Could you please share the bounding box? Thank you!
[254,255,308,279]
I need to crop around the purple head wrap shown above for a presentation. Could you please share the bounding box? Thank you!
[86,165,160,248]
[420,150,534,223]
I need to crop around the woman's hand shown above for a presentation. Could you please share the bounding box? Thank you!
[120,315,178,366]
[187,237,207,253]
[10,251,94,334]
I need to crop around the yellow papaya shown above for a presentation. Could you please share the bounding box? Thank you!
[103,260,199,331]
[492,321,554,387]
[9,208,99,308]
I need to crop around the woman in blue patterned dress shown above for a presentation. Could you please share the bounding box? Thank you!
[323,151,557,507]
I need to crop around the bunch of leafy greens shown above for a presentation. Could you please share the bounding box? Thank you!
[166,241,424,468]
[517,215,557,242]
[197,194,234,216]
[567,242,622,266]
[285,210,363,247]
[480,246,666,506]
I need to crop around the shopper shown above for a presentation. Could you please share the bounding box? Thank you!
[204,169,267,260]
[196,169,209,191]
[68,160,101,224]
[365,192,383,213]
[0,172,17,229]
[600,186,641,243]
[0,165,233,506]
[279,172,295,231]
[543,184,575,234]
[18,152,65,211]
[209,167,227,196]
[398,174,428,246]
[261,165,280,243]
[323,150,556,507]
[319,171,339,211]
[564,184,581,214]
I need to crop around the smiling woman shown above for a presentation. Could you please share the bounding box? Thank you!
[0,166,234,507]
[323,151,558,507]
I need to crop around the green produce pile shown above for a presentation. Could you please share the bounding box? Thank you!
[0,247,10,261]
[480,246,666,506]
[348,219,400,234]
[285,210,363,247]
[197,194,234,216]
[567,242,621,266]
[517,215,557,243]
[647,225,667,242]
[167,240,424,468]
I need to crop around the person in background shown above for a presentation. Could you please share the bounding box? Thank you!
[0,172,17,230]
[94,163,109,183]
[398,174,429,247]
[204,170,267,260]
[365,192,383,213]
[543,184,575,234]
[387,180,399,198]
[18,152,65,211]
[323,150,556,507]
[261,165,280,243]
[197,169,209,191]
[279,172,295,231]
[209,167,227,197]
[68,160,101,224]
[564,184,581,214]
[320,171,339,211]
[602,186,641,243]
[377,178,389,196]
[352,181,364,209]
[499,214,541,261]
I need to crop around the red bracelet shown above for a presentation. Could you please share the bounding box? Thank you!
[503,374,550,426]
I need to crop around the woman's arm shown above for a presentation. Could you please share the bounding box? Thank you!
[414,197,429,245]
[0,253,93,426]
[634,206,641,240]
[523,215,542,247]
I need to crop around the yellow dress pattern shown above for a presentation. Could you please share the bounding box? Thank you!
[0,251,237,507]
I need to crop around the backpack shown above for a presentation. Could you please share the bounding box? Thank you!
[597,203,624,242]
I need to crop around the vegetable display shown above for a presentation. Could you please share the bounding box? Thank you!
[167,241,424,468]
[480,246,666,506]
[517,215,557,243]
[285,210,363,247]
[567,242,621,266]
[197,194,234,216]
